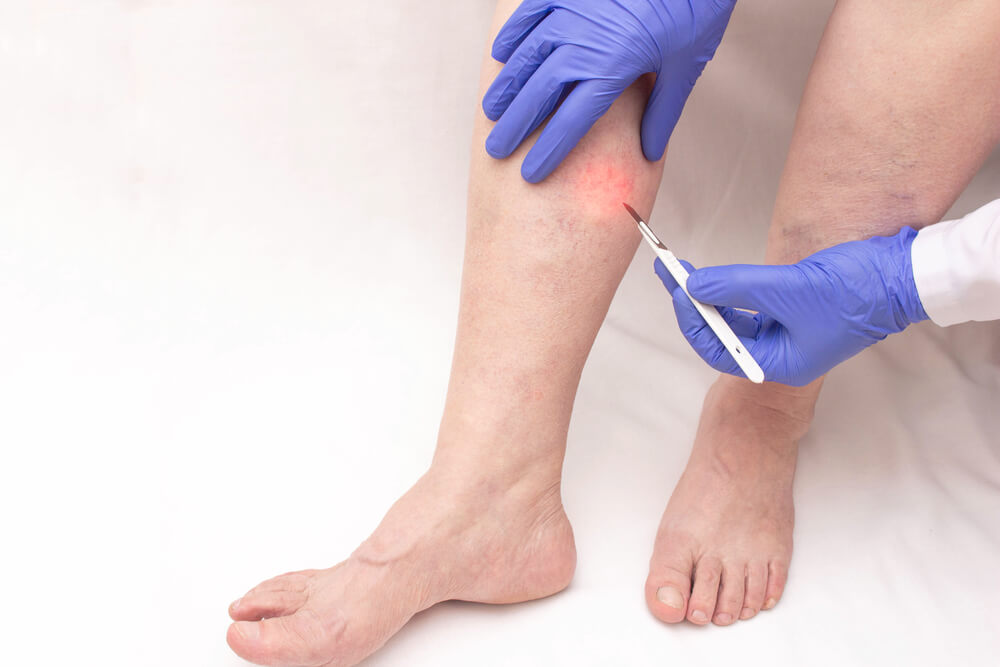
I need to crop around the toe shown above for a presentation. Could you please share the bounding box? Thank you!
[646,536,696,624]
[227,608,346,667]
[230,588,309,621]
[763,560,789,611]
[645,561,693,624]
[740,562,767,620]
[712,564,745,626]
[686,557,722,625]
[230,572,312,621]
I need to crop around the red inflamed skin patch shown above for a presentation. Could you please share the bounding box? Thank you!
[575,161,637,221]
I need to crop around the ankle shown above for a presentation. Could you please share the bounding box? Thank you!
[424,436,562,501]
[427,452,564,510]
[690,376,816,472]
[714,375,819,432]
[432,409,567,492]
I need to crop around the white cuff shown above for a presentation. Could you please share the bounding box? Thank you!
[911,198,1000,327]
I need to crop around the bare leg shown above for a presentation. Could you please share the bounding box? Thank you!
[646,0,1000,626]
[225,2,664,665]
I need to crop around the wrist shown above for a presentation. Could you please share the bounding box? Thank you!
[888,226,929,327]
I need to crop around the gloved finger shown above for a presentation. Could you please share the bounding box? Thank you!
[672,284,761,348]
[522,76,629,183]
[686,263,800,319]
[640,68,693,162]
[671,286,746,378]
[720,308,762,339]
[657,258,762,338]
[484,49,573,160]
[491,0,553,63]
[653,257,696,293]
[483,16,562,122]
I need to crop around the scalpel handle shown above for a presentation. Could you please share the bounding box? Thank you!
[656,248,766,384]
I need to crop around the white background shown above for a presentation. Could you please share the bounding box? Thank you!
[2,2,998,666]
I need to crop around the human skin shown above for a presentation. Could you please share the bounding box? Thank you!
[224,1,665,665]
[225,0,1000,663]
[645,0,1000,625]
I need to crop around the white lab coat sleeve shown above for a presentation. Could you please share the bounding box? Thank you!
[910,198,1000,327]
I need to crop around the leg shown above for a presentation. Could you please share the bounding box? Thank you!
[226,2,665,665]
[647,0,1000,626]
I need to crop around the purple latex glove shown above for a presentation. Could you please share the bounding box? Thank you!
[655,228,930,386]
[483,0,737,183]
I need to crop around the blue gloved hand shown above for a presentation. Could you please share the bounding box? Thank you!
[654,227,929,386]
[483,0,737,183]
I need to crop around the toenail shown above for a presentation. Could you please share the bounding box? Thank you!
[740,607,756,620]
[764,598,777,610]
[715,613,733,625]
[235,622,259,640]
[656,586,685,610]
[690,609,708,623]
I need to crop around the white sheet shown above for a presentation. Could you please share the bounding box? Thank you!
[1,2,997,666]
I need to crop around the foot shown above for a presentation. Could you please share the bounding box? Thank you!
[645,376,815,626]
[226,468,575,666]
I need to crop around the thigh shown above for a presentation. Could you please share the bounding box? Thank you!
[768,0,1000,261]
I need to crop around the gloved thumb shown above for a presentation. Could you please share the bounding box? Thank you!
[641,71,689,162]
[686,264,800,318]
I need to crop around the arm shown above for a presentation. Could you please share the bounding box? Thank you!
[656,198,1000,386]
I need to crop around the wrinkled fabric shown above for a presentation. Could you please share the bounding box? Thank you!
[911,198,1000,327]
[483,0,737,182]
[655,227,929,386]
